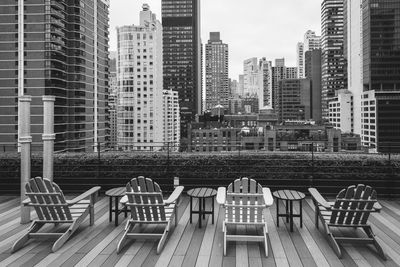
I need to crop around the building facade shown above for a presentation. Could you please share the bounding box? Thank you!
[162,0,202,138]
[243,58,260,97]
[116,5,163,150]
[205,32,229,111]
[271,58,298,110]
[305,49,322,122]
[296,42,304,78]
[276,79,312,122]
[321,0,345,119]
[0,0,110,152]
[162,90,180,150]
[361,0,400,151]
[301,30,321,79]
[329,89,353,133]
[258,58,273,108]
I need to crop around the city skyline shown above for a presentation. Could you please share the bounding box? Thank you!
[109,0,321,79]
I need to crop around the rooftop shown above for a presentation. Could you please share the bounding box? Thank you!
[0,195,399,266]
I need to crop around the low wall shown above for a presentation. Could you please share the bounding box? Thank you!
[0,152,399,197]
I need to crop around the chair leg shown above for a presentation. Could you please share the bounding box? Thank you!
[12,221,43,253]
[157,222,170,254]
[263,224,269,257]
[223,223,227,256]
[327,232,342,258]
[174,204,178,227]
[363,226,387,260]
[117,221,131,254]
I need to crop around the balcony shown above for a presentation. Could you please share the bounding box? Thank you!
[0,194,399,266]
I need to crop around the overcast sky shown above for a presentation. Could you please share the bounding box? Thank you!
[109,0,321,80]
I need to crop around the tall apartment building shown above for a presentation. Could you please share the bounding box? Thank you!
[116,4,163,150]
[296,42,304,78]
[109,51,118,149]
[360,0,400,152]
[230,79,238,97]
[162,0,201,138]
[271,58,298,109]
[305,49,322,122]
[329,89,353,133]
[205,32,229,110]
[0,0,110,152]
[342,0,363,135]
[299,30,321,79]
[321,0,345,119]
[276,79,312,122]
[258,58,273,108]
[162,90,180,150]
[243,58,260,97]
[238,75,244,96]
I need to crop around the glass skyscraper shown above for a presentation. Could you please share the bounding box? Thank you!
[162,0,202,139]
[0,0,110,152]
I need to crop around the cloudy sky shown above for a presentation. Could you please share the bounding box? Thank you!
[109,0,321,80]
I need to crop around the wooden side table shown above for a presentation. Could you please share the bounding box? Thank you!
[273,190,305,232]
[187,187,217,228]
[105,187,127,226]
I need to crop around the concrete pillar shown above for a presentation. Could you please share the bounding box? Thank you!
[19,95,31,224]
[42,96,55,181]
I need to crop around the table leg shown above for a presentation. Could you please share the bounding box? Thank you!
[203,198,206,219]
[276,198,279,227]
[300,199,303,228]
[124,204,127,218]
[190,197,192,224]
[212,197,215,224]
[286,199,289,223]
[115,197,119,226]
[290,200,293,232]
[199,198,202,228]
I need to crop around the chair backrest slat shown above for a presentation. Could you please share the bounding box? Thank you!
[43,178,66,221]
[242,177,248,223]
[227,183,233,222]
[28,179,52,220]
[354,186,375,224]
[52,183,72,220]
[249,179,257,222]
[34,177,59,221]
[233,179,241,222]
[344,184,365,224]
[25,183,45,220]
[126,177,166,222]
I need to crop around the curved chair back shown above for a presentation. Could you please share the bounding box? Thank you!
[226,177,265,223]
[126,176,167,223]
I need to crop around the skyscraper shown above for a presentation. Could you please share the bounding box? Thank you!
[305,49,322,122]
[296,42,304,78]
[162,90,180,150]
[361,0,400,151]
[243,58,260,97]
[271,58,298,109]
[162,0,201,138]
[116,4,163,150]
[205,32,229,110]
[321,0,345,119]
[0,0,110,152]
[304,30,321,53]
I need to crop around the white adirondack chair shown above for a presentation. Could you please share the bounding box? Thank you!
[12,177,100,253]
[117,176,184,254]
[216,177,274,256]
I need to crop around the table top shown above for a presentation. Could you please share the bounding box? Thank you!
[105,187,126,197]
[273,190,305,201]
[187,187,217,198]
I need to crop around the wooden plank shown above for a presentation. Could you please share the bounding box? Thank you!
[195,200,220,266]
[235,225,249,267]
[154,199,192,267]
[269,202,303,267]
[168,255,185,267]
[208,201,226,267]
[182,214,209,267]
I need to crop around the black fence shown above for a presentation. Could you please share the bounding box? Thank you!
[0,142,399,197]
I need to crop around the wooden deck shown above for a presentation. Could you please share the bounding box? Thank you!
[0,195,400,267]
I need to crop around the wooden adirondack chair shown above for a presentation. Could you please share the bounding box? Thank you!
[12,177,100,253]
[216,177,274,256]
[117,176,184,254]
[309,184,386,260]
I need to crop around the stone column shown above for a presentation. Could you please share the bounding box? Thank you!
[42,96,55,181]
[19,95,31,224]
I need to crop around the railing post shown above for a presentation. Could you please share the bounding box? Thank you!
[310,142,314,187]
[42,95,55,182]
[19,95,32,224]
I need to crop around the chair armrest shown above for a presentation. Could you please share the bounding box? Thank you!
[216,187,226,205]
[165,186,184,205]
[308,188,331,209]
[67,186,101,205]
[120,195,128,205]
[263,188,274,207]
[22,198,31,206]
[373,202,382,212]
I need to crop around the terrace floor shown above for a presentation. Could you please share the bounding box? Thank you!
[0,195,400,267]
